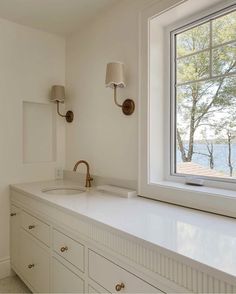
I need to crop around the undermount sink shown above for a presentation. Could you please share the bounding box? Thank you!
[41,187,85,195]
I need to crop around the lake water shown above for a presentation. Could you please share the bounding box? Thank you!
[176,144,236,176]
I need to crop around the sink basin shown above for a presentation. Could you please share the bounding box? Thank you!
[41,187,85,195]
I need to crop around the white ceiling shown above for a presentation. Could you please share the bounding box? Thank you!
[0,0,118,35]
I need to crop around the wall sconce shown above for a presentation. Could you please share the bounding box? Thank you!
[50,85,74,123]
[105,62,135,115]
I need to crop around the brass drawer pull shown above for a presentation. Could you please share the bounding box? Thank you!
[10,213,16,217]
[115,283,125,292]
[28,264,35,269]
[28,225,35,230]
[60,246,68,253]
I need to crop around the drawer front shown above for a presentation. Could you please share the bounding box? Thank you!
[19,229,50,293]
[88,285,102,293]
[21,210,50,246]
[52,257,84,293]
[89,250,163,293]
[88,283,109,294]
[53,229,84,271]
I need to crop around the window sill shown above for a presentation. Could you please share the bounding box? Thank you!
[157,180,236,199]
[140,181,236,218]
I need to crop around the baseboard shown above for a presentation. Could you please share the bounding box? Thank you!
[0,257,11,279]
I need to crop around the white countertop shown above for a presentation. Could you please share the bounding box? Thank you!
[11,179,236,279]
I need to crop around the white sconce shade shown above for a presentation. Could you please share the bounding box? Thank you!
[49,85,74,123]
[105,62,126,88]
[105,61,134,115]
[50,85,65,102]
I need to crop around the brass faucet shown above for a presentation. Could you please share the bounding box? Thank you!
[73,160,93,188]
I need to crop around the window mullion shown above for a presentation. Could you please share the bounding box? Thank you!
[176,39,236,61]
[176,72,236,87]
[176,47,209,61]
[209,20,213,78]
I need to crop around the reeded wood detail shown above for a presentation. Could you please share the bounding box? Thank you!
[82,222,236,293]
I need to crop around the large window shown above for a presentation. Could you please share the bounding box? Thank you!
[172,7,236,182]
[140,0,236,217]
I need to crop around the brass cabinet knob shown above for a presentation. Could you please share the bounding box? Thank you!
[60,246,68,253]
[10,213,16,217]
[28,264,35,269]
[28,225,35,230]
[115,283,125,292]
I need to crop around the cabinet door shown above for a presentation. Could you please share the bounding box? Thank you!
[10,204,20,270]
[19,229,50,293]
[52,258,84,293]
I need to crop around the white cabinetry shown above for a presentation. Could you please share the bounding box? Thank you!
[88,285,100,293]
[10,205,20,271]
[52,258,84,293]
[21,210,50,246]
[11,187,236,294]
[88,250,163,293]
[10,193,165,293]
[53,229,84,272]
[19,229,50,293]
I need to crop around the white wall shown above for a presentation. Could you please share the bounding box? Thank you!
[65,0,155,181]
[0,18,65,277]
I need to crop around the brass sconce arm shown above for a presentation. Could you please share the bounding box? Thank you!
[113,85,135,115]
[114,85,122,108]
[56,101,74,123]
[50,85,74,123]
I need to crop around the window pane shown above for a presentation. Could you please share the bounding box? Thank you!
[173,7,236,182]
[212,10,236,46]
[176,77,236,178]
[176,23,209,57]
[177,51,210,84]
[212,43,236,76]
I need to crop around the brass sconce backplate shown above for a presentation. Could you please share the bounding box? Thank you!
[56,101,74,123]
[65,111,74,123]
[122,99,135,115]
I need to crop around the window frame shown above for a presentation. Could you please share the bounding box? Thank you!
[170,4,236,184]
[139,0,236,218]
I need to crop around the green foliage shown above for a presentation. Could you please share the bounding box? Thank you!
[213,43,236,75]
[177,52,209,83]
[212,11,236,45]
[177,22,209,57]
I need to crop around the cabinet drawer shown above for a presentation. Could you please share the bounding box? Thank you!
[52,258,84,293]
[89,250,163,293]
[19,229,50,293]
[53,229,84,272]
[21,210,50,246]
[88,285,102,293]
[88,283,109,294]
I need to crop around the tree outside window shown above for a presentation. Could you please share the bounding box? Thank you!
[174,9,236,179]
